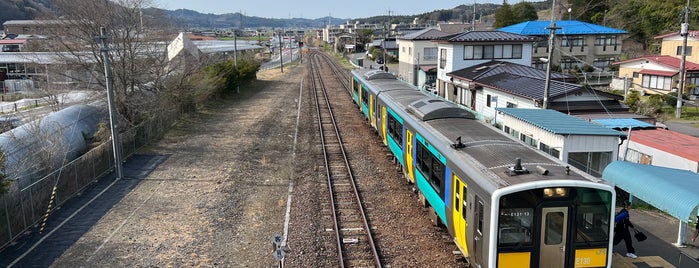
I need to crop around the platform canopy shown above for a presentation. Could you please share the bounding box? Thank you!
[603,161,699,221]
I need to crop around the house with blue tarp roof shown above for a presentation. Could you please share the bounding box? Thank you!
[498,20,627,72]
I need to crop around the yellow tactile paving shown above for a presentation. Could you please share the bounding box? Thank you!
[612,253,676,267]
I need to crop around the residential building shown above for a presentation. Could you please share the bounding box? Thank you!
[613,55,699,95]
[435,30,537,102]
[446,61,627,123]
[497,108,626,177]
[2,20,67,36]
[655,31,699,66]
[596,118,699,173]
[396,27,450,89]
[498,20,627,72]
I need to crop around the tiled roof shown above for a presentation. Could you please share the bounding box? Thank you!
[498,20,627,36]
[476,72,583,101]
[613,55,699,71]
[445,30,538,42]
[497,108,627,136]
[447,61,574,82]
[399,28,450,40]
[628,128,699,162]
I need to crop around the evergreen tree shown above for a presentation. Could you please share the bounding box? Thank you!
[493,1,516,28]
[512,2,538,23]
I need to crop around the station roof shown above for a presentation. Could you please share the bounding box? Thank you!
[603,161,699,221]
[497,108,627,137]
[498,20,627,36]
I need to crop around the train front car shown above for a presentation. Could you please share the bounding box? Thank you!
[434,117,615,268]
[492,180,614,268]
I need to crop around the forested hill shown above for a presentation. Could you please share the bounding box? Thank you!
[0,0,51,26]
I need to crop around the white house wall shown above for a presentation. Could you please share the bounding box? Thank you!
[475,87,538,122]
[621,140,699,172]
[503,114,620,163]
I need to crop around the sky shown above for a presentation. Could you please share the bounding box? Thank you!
[155,0,504,20]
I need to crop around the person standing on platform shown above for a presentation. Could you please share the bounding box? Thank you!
[614,200,638,259]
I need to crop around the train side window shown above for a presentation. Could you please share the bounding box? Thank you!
[462,184,468,219]
[415,141,444,195]
[477,199,484,235]
[386,113,403,148]
[361,88,369,105]
[353,78,360,94]
[455,180,460,212]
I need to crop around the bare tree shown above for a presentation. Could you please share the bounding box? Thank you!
[42,0,191,127]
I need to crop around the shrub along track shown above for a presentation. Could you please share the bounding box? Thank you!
[49,54,466,267]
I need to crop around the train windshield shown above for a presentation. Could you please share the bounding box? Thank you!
[497,191,538,246]
[575,188,613,243]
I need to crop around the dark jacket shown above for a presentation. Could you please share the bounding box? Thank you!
[614,208,634,231]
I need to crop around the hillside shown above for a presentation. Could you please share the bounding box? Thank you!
[0,0,51,25]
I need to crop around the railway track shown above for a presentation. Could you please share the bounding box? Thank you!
[308,51,382,268]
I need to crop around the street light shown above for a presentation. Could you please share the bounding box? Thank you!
[568,8,572,20]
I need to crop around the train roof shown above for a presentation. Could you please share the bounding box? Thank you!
[426,118,599,190]
[351,68,603,192]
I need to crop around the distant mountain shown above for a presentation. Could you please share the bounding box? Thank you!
[0,0,52,26]
[159,8,346,29]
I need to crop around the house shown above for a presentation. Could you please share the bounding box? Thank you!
[435,30,537,102]
[613,55,699,96]
[2,20,67,36]
[396,27,451,89]
[497,108,626,177]
[0,39,26,52]
[446,60,627,123]
[655,31,699,67]
[603,119,699,173]
[498,20,627,71]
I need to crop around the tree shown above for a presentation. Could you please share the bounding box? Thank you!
[357,29,374,51]
[512,2,538,23]
[624,90,642,112]
[493,1,516,28]
[44,0,190,127]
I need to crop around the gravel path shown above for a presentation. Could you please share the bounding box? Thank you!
[50,57,467,267]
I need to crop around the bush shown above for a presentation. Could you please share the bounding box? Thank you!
[624,90,641,112]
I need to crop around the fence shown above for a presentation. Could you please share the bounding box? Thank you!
[0,107,181,250]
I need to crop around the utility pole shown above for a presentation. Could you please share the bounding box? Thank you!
[96,27,123,180]
[543,0,560,109]
[234,11,240,94]
[279,31,284,73]
[472,0,476,30]
[677,0,691,118]
[383,10,390,71]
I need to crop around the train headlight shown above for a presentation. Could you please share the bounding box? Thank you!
[543,188,568,198]
[555,187,568,197]
[543,188,554,197]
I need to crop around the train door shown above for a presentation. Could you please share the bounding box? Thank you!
[381,106,388,145]
[539,207,569,268]
[473,197,484,266]
[369,95,376,128]
[372,95,379,129]
[404,129,415,183]
[452,175,468,255]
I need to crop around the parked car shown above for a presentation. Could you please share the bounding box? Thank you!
[376,57,384,64]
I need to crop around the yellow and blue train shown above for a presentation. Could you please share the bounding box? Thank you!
[350,68,616,268]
